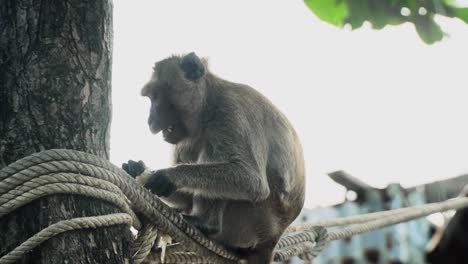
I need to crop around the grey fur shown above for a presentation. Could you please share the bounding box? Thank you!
[140,53,305,263]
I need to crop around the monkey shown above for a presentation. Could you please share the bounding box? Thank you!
[123,52,305,263]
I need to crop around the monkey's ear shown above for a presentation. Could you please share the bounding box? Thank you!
[181,52,205,81]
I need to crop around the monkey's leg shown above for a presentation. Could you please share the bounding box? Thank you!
[161,191,193,214]
[184,198,225,235]
[183,215,219,235]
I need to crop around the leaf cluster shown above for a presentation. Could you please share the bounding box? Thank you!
[305,0,468,44]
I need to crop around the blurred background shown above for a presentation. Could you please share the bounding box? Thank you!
[111,0,468,209]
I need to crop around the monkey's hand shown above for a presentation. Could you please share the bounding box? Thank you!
[144,169,177,197]
[122,160,146,178]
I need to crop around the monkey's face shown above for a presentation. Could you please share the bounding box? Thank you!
[141,53,206,144]
[143,82,188,144]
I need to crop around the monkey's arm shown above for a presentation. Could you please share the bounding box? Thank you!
[147,129,270,202]
[145,113,272,201]
[154,161,270,202]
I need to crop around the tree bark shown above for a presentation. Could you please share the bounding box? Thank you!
[0,0,132,263]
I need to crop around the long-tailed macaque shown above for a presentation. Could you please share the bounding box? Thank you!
[124,53,305,263]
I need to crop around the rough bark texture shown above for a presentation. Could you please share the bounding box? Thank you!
[0,0,132,263]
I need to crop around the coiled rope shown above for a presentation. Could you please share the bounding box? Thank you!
[0,149,467,263]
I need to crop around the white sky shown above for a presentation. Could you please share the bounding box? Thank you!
[111,1,468,208]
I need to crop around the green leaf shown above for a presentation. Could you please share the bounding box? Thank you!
[455,7,468,23]
[405,0,419,10]
[389,0,405,7]
[441,0,468,23]
[302,0,464,44]
[304,0,348,26]
[414,15,444,44]
[346,0,369,29]
[449,7,468,23]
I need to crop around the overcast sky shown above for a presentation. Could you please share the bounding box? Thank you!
[111,1,468,208]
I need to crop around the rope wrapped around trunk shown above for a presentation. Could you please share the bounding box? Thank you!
[1,149,467,263]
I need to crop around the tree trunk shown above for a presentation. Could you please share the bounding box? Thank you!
[0,0,132,263]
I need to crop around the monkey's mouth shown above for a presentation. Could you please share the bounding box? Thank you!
[161,122,187,144]
[162,124,175,138]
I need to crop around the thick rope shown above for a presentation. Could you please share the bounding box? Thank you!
[326,197,468,241]
[273,226,328,262]
[0,213,132,264]
[287,196,468,232]
[132,223,159,263]
[282,196,468,261]
[0,149,238,263]
[1,149,468,263]
[149,252,232,264]
[0,174,141,228]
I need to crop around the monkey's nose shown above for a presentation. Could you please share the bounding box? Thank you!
[148,119,160,134]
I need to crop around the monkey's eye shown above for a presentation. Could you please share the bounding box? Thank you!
[149,90,159,101]
[150,91,164,106]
